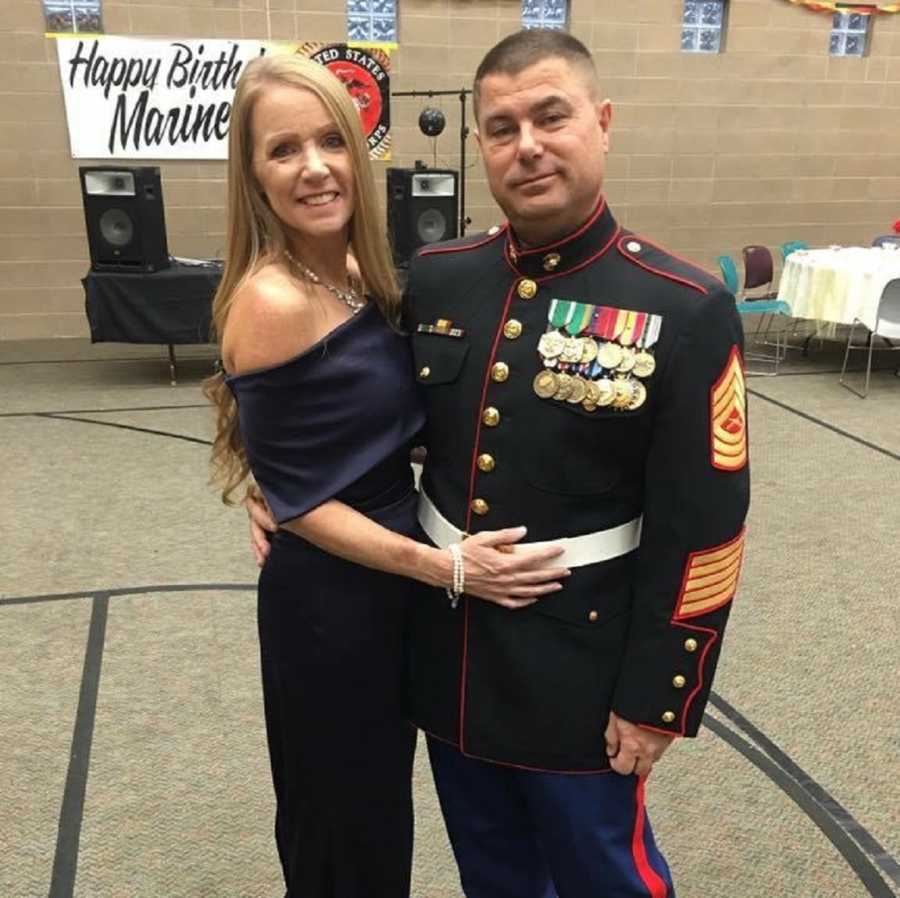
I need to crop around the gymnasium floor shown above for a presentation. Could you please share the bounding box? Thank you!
[1,336,898,898]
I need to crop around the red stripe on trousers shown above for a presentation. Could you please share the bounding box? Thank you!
[632,777,669,898]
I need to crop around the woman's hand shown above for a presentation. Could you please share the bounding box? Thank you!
[244,486,277,567]
[455,527,570,609]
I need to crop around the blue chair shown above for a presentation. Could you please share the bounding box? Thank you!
[720,253,791,375]
[717,255,739,295]
[735,298,792,376]
[780,240,809,259]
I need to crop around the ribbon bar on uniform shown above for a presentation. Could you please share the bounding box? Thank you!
[417,488,642,568]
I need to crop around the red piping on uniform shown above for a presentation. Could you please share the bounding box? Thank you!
[638,723,685,738]
[616,236,710,295]
[457,279,518,753]
[417,225,507,257]
[625,233,718,287]
[422,727,615,775]
[674,620,718,734]
[503,224,622,279]
[507,197,607,257]
[458,600,470,753]
[632,777,670,898]
[463,280,518,533]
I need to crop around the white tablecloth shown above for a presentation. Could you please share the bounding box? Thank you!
[777,246,900,330]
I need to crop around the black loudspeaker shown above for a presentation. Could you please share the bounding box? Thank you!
[79,166,170,272]
[387,167,458,267]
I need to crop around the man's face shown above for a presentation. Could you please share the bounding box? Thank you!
[475,57,612,243]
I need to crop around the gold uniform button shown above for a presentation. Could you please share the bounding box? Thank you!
[542,252,561,271]
[491,362,510,382]
[471,498,489,516]
[684,638,698,653]
[661,711,676,724]
[517,278,538,300]
[672,675,687,689]
[482,407,500,427]
[419,366,431,379]
[503,319,523,340]
[588,610,599,623]
[477,453,495,473]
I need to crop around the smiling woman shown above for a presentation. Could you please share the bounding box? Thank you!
[200,55,420,898]
[249,84,356,268]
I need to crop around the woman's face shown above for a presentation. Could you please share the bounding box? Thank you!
[250,83,355,243]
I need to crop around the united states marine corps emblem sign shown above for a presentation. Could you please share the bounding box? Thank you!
[299,43,392,160]
[710,346,747,472]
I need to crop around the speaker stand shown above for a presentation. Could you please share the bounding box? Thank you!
[391,87,473,235]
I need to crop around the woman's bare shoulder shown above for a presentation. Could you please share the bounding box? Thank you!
[223,263,316,375]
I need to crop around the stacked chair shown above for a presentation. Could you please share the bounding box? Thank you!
[717,247,792,376]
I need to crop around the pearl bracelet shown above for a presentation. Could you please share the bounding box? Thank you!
[445,542,465,609]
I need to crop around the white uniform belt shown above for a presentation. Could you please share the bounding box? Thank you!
[417,489,642,568]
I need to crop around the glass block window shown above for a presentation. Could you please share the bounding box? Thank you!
[829,12,870,57]
[347,0,397,43]
[522,0,568,31]
[681,0,725,54]
[43,0,103,33]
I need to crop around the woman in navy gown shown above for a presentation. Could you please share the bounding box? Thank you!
[203,56,565,898]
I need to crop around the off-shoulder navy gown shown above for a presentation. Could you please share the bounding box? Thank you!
[226,302,425,898]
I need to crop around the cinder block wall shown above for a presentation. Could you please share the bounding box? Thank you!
[1,0,898,339]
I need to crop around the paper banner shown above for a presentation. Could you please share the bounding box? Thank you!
[55,35,391,160]
[784,1,900,13]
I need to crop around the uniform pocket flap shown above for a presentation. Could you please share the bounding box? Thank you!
[412,334,470,385]
[533,574,633,629]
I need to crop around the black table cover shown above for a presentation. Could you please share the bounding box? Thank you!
[83,261,222,345]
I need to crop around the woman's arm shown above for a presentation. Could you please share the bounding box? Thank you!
[246,489,569,609]
[229,272,568,607]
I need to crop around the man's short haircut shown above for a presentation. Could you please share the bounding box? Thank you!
[473,29,599,119]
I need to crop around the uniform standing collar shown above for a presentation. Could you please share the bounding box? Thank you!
[504,198,619,279]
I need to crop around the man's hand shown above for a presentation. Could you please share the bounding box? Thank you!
[604,710,675,778]
[244,486,277,567]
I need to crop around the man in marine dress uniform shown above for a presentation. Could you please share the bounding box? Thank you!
[404,29,749,898]
[248,28,749,898]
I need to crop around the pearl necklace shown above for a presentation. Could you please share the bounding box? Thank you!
[284,249,367,314]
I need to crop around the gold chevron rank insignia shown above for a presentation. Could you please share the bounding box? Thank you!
[674,529,746,620]
[710,346,747,472]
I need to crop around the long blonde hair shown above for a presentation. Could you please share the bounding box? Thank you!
[203,53,400,505]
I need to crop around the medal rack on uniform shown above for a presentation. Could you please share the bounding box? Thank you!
[533,300,662,412]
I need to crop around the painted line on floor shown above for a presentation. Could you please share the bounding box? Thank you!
[754,366,899,377]
[48,593,109,898]
[709,693,900,888]
[0,356,214,367]
[747,389,900,462]
[0,583,255,607]
[3,582,894,895]
[0,403,208,419]
[34,413,213,447]
[704,714,894,898]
